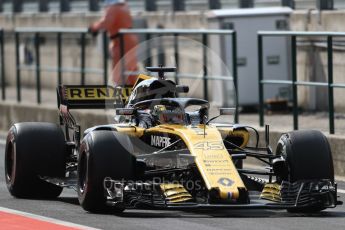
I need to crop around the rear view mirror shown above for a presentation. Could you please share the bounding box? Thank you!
[176,85,189,93]
[220,108,236,116]
[115,108,135,116]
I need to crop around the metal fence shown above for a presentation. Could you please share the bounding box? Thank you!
[0,29,4,101]
[0,28,238,121]
[258,31,345,134]
[2,1,345,13]
[10,28,109,104]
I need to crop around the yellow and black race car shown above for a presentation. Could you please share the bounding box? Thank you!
[4,67,341,213]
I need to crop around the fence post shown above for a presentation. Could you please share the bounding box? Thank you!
[89,0,99,11]
[39,0,49,12]
[35,33,41,104]
[102,32,108,85]
[119,33,126,84]
[258,34,264,127]
[209,0,221,9]
[281,0,295,9]
[239,0,254,8]
[60,0,70,12]
[15,32,21,102]
[174,33,179,85]
[145,0,157,11]
[80,33,86,85]
[291,36,298,130]
[13,0,23,13]
[157,29,165,67]
[0,29,4,100]
[145,33,152,67]
[202,33,208,101]
[0,29,5,100]
[173,0,185,11]
[327,36,335,134]
[317,0,334,10]
[232,31,239,123]
[57,32,62,85]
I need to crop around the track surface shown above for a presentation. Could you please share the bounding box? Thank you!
[0,140,345,230]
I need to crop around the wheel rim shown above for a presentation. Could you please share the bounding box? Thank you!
[78,153,87,194]
[5,141,15,184]
[276,135,291,181]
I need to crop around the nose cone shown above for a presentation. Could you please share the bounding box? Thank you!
[209,187,249,203]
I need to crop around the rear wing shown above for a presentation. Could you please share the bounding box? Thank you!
[57,85,132,109]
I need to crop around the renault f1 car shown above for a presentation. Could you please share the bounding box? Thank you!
[4,67,341,213]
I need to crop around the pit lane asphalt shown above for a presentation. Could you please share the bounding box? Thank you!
[0,140,345,230]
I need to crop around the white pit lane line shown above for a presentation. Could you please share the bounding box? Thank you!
[0,207,100,230]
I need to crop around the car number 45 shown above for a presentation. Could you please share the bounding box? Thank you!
[194,141,224,150]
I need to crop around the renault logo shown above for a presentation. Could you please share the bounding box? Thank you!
[218,178,234,187]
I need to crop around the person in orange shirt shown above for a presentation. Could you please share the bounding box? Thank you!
[89,0,139,86]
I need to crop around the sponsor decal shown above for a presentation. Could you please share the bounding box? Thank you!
[151,135,171,148]
[217,177,234,187]
[66,86,131,101]
[194,141,224,151]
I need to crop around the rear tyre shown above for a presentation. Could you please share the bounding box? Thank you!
[276,130,334,213]
[5,123,65,199]
[77,131,135,213]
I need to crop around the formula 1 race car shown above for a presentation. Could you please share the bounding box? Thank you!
[4,67,341,213]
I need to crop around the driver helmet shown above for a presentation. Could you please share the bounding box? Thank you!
[152,104,184,124]
[127,79,177,106]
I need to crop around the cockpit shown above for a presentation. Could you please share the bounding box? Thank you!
[132,98,209,127]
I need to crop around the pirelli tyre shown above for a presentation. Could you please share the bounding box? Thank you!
[78,131,136,213]
[276,130,334,213]
[5,123,66,199]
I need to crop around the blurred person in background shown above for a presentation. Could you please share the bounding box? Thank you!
[89,0,139,86]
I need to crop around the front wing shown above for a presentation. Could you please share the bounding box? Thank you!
[103,178,340,210]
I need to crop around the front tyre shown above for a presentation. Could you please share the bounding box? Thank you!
[77,131,135,213]
[276,130,334,213]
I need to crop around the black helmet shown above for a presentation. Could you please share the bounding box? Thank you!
[127,79,177,106]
